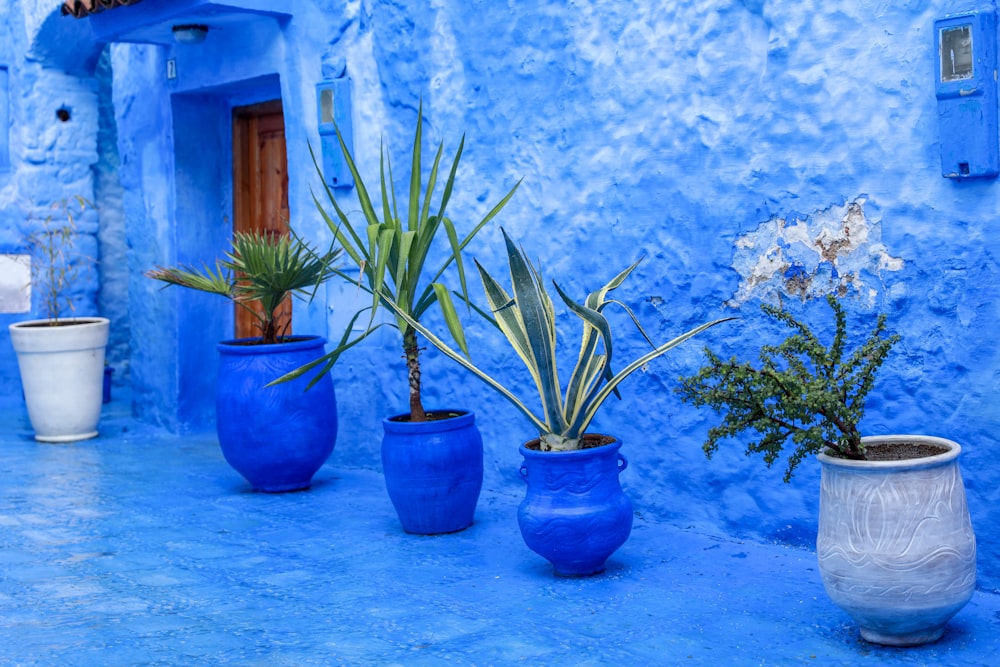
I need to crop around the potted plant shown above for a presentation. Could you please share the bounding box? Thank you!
[287,104,519,534]
[9,196,110,442]
[676,294,977,646]
[386,229,730,575]
[146,231,342,492]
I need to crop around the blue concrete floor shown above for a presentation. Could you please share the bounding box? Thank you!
[2,397,999,666]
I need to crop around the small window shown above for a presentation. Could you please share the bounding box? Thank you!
[940,25,974,83]
[0,67,8,171]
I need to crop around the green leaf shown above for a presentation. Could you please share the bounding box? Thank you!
[677,295,898,480]
[382,291,550,435]
[579,317,733,436]
[502,231,564,433]
[433,283,470,358]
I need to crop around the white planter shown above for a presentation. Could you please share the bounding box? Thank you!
[817,435,977,646]
[9,317,110,442]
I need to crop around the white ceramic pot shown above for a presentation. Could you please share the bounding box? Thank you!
[9,317,110,442]
[817,435,976,646]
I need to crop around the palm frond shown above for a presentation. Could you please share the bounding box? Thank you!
[146,230,341,344]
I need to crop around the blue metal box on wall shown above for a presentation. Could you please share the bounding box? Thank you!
[935,7,999,179]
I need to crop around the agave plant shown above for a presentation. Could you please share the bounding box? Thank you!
[146,231,341,345]
[295,103,520,421]
[385,229,732,451]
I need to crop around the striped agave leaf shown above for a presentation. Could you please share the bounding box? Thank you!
[386,228,732,451]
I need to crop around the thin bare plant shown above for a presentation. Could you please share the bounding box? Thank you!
[25,196,96,326]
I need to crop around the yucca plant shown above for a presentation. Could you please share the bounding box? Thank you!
[146,231,341,345]
[676,294,900,481]
[385,228,732,451]
[295,103,520,421]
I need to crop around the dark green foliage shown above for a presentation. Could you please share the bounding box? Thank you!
[676,294,900,482]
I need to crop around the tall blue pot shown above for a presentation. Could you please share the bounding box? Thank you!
[216,336,337,492]
[518,437,633,576]
[381,410,484,534]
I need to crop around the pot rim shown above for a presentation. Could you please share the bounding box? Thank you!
[519,434,620,459]
[10,316,110,330]
[817,434,960,471]
[217,334,326,354]
[382,409,474,433]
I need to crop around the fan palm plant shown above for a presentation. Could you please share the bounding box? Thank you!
[291,103,520,421]
[146,231,341,345]
[386,228,732,451]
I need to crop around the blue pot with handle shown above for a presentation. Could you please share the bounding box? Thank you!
[517,436,633,576]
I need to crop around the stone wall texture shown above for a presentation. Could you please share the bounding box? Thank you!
[5,0,1000,590]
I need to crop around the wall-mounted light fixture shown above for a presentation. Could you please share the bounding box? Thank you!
[316,60,354,189]
[172,24,209,45]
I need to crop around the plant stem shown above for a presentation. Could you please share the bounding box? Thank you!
[403,327,426,421]
[262,318,278,345]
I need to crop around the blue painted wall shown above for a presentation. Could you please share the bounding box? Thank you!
[0,2,117,400]
[307,0,1000,592]
[6,0,1000,590]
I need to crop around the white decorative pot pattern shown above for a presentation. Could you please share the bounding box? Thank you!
[816,435,976,646]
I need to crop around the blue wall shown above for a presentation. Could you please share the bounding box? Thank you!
[8,0,1000,590]
[314,0,1000,589]
[0,1,111,398]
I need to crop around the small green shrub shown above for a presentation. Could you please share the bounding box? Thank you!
[677,294,900,481]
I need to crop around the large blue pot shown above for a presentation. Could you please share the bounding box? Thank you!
[518,437,633,576]
[216,336,337,492]
[381,410,484,534]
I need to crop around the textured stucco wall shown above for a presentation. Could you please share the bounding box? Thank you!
[0,2,109,399]
[94,47,130,390]
[316,0,1000,590]
[10,0,1000,591]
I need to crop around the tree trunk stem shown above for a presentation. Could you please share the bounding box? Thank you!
[404,328,426,421]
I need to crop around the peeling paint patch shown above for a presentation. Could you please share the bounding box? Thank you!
[728,197,903,306]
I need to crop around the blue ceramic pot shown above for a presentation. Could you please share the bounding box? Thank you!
[216,336,337,492]
[518,437,633,576]
[382,410,484,534]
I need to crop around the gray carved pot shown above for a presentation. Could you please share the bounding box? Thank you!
[817,435,976,647]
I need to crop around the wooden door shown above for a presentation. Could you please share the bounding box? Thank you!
[232,100,291,339]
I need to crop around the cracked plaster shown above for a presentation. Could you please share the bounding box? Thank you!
[729,197,904,306]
